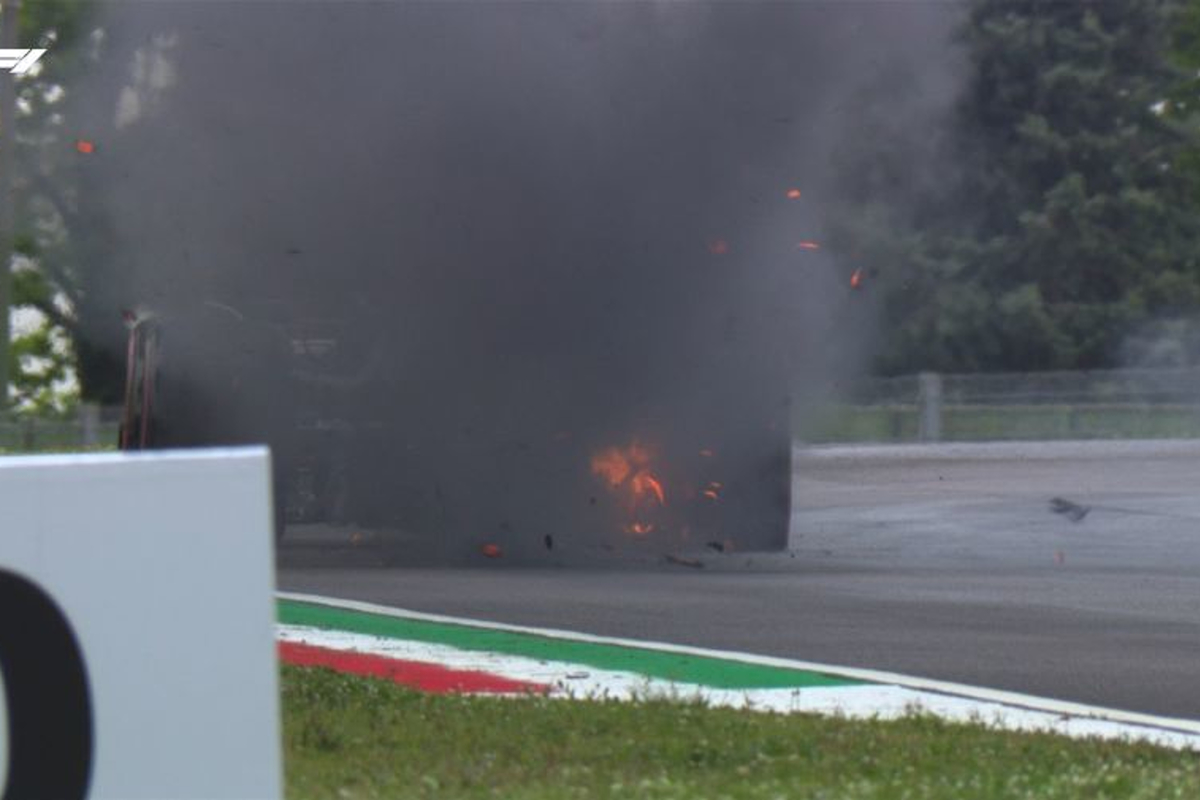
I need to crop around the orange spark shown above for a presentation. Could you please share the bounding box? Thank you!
[626,522,655,537]
[850,268,864,289]
[796,240,820,251]
[786,188,802,200]
[75,139,94,154]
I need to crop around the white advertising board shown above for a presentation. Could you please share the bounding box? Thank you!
[0,447,280,799]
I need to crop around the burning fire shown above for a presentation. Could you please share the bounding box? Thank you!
[591,442,667,537]
[631,471,665,505]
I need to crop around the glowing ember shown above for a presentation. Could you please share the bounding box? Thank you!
[795,240,820,251]
[850,268,864,289]
[75,139,95,154]
[626,522,655,536]
[708,238,729,255]
[701,480,723,501]
[786,188,802,199]
[480,543,502,558]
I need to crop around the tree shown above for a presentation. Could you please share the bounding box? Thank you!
[828,0,1200,374]
[1,1,105,411]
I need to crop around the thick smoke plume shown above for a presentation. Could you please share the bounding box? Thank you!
[67,2,961,559]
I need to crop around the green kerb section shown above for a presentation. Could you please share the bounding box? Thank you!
[278,600,863,690]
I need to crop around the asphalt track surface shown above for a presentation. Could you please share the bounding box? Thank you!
[278,440,1200,720]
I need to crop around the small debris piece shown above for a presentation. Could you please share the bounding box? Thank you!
[1054,550,1065,565]
[706,541,725,553]
[565,672,589,680]
[1049,497,1090,522]
[544,534,554,551]
[665,553,704,569]
[480,543,503,559]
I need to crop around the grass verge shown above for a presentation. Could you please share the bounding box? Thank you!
[282,665,1200,800]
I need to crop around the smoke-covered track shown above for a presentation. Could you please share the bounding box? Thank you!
[279,439,1200,720]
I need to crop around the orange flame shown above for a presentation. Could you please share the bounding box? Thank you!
[592,442,668,536]
[632,472,665,506]
[591,447,634,487]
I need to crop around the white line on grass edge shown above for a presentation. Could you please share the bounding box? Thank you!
[278,591,1200,743]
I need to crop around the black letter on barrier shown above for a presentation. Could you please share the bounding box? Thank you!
[0,569,93,800]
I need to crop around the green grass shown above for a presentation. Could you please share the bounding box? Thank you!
[282,666,1200,800]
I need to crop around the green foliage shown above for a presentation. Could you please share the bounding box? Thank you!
[4,0,98,408]
[831,0,1200,374]
[8,315,76,413]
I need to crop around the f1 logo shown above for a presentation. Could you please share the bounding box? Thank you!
[0,49,46,75]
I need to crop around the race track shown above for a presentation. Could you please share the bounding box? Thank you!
[278,440,1200,720]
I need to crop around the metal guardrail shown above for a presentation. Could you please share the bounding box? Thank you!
[0,404,121,452]
[799,368,1200,443]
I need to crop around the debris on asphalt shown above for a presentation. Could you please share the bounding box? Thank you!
[1049,497,1090,522]
[544,534,554,551]
[664,553,704,569]
[706,541,725,553]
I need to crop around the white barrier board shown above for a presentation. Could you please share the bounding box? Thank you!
[0,448,280,799]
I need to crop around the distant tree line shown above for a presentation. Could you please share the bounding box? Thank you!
[828,0,1200,375]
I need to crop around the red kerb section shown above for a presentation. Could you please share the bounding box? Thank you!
[278,641,549,695]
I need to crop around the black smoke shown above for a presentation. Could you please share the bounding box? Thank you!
[67,1,961,558]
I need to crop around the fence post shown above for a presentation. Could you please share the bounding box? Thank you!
[79,402,101,448]
[20,416,35,451]
[918,371,943,442]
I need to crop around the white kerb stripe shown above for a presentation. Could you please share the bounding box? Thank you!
[278,591,1200,738]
